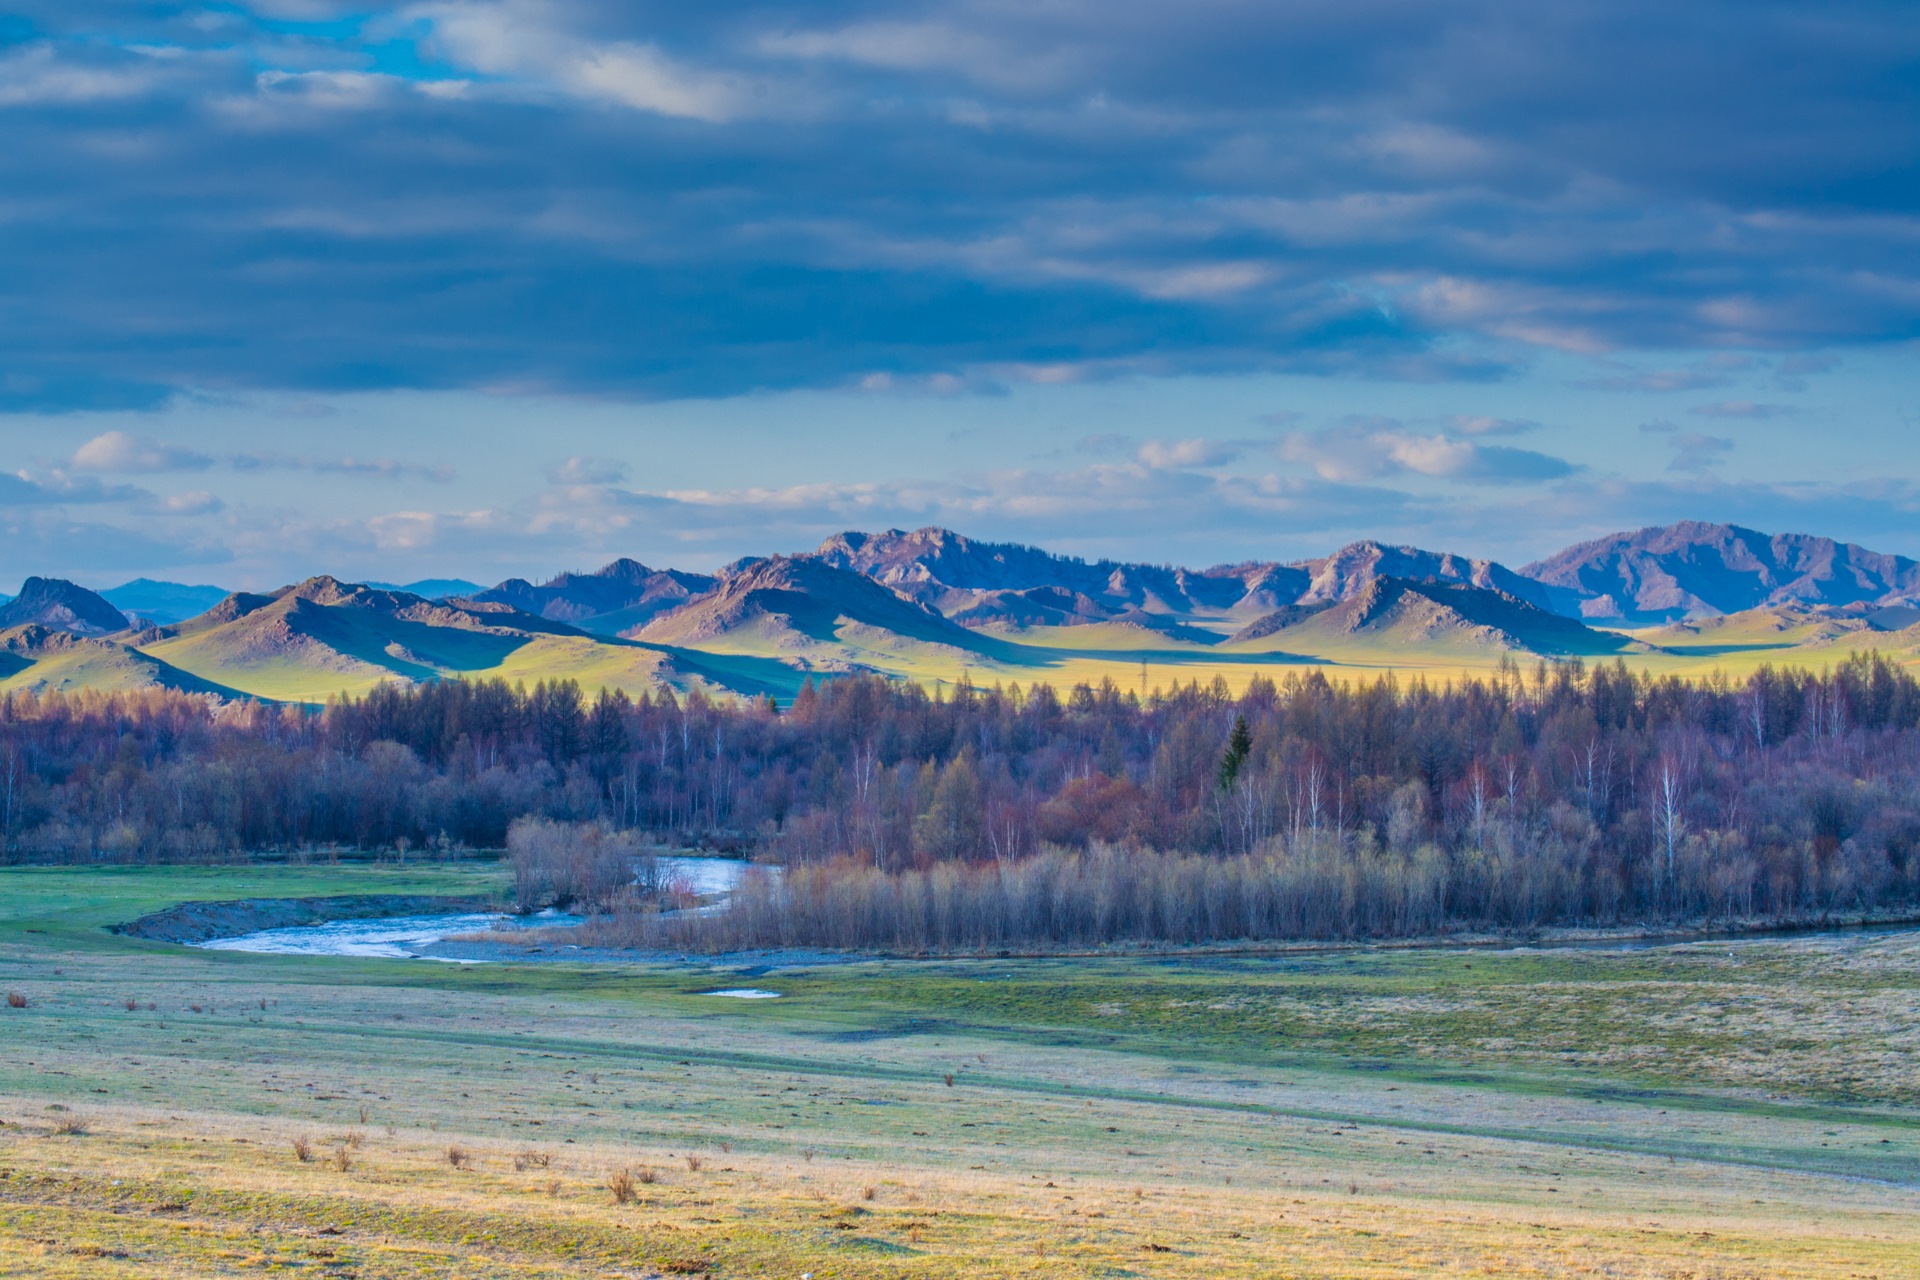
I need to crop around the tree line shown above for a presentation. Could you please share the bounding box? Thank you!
[4,652,1920,931]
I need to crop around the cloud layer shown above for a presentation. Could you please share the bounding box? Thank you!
[2,1,1917,407]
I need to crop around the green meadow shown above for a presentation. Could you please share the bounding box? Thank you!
[2,863,1916,1275]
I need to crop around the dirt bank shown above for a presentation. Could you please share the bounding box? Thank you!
[114,894,501,944]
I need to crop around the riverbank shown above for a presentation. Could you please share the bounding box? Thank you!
[112,893,504,944]
[419,903,1920,966]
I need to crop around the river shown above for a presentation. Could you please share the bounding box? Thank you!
[195,855,755,959]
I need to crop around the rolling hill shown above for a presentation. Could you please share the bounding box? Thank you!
[1227,577,1639,658]
[3,519,1917,703]
[0,624,241,696]
[635,556,999,676]
[136,577,685,702]
[471,559,715,635]
[0,578,130,636]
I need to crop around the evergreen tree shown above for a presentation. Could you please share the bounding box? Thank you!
[1218,714,1251,791]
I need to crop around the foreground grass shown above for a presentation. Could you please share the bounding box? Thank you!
[1,864,1917,1276]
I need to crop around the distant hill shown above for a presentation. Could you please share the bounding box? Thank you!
[1521,521,1920,623]
[139,576,677,701]
[6,519,1916,701]
[636,556,991,668]
[102,579,231,626]
[0,578,130,636]
[471,559,715,635]
[806,527,1556,629]
[1292,542,1556,611]
[811,528,1263,626]
[366,578,486,600]
[1228,577,1635,658]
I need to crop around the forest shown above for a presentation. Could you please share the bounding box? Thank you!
[5,654,1920,937]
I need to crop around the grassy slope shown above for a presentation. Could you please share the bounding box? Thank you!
[0,864,1916,1276]
[0,639,244,698]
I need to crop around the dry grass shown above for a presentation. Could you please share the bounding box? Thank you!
[4,863,1917,1278]
[0,1106,1912,1280]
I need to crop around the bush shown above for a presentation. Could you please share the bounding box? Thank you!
[508,817,648,911]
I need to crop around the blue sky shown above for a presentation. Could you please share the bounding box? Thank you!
[1,1,1917,589]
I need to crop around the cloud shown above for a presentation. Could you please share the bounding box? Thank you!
[1575,355,1757,393]
[1450,416,1540,437]
[1772,352,1839,392]
[1136,437,1241,469]
[0,469,144,505]
[228,453,453,481]
[1666,432,1735,474]
[0,511,229,574]
[1689,400,1804,420]
[549,455,629,485]
[414,2,752,121]
[1278,421,1576,485]
[70,431,214,473]
[0,42,166,108]
[156,490,224,516]
[0,2,1916,406]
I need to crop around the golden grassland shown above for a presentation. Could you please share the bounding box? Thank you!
[2,863,1917,1277]
[11,590,1889,705]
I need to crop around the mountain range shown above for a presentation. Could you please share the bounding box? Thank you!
[4,521,1916,701]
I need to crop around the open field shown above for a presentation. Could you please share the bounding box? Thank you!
[2,864,1917,1277]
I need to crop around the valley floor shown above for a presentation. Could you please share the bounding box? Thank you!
[1,864,1917,1277]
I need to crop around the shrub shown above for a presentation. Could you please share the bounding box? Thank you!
[608,1168,636,1204]
[291,1136,313,1162]
[445,1145,471,1169]
[508,817,647,911]
[6,992,26,1009]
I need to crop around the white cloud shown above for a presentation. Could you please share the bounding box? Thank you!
[415,2,750,121]
[1137,437,1241,469]
[157,490,224,515]
[1279,420,1576,484]
[70,431,213,473]
[0,44,163,108]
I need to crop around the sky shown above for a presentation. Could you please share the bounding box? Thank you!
[2,1,1917,590]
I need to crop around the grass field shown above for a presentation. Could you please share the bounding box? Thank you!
[2,863,1917,1277]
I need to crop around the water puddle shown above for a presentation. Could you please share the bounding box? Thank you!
[702,988,782,999]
